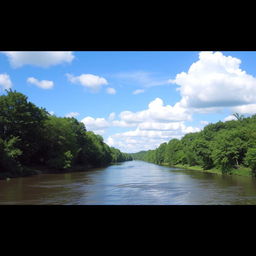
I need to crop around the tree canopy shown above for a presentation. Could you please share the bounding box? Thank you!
[131,114,256,176]
[0,90,132,176]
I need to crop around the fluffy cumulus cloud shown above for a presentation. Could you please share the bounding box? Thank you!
[105,122,200,153]
[119,97,191,123]
[80,97,200,152]
[2,51,74,68]
[114,126,199,139]
[111,120,137,128]
[231,104,256,115]
[170,51,256,110]
[67,73,108,92]
[79,98,199,152]
[65,112,80,118]
[106,87,116,94]
[81,116,110,134]
[106,52,256,152]
[27,77,54,89]
[106,135,170,153]
[106,128,196,153]
[0,73,12,91]
[96,98,200,152]
[223,115,237,122]
[137,121,189,131]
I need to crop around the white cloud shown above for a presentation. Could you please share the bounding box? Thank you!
[118,129,183,139]
[80,98,199,153]
[27,77,54,89]
[106,130,185,153]
[81,116,110,131]
[108,112,116,121]
[65,112,80,118]
[105,121,200,153]
[84,97,197,152]
[231,104,256,115]
[111,120,137,128]
[67,73,108,92]
[119,97,191,123]
[138,121,184,131]
[106,136,115,146]
[0,73,12,91]
[106,87,116,94]
[170,51,256,109]
[133,89,145,95]
[2,51,74,68]
[92,129,106,135]
[224,115,237,122]
[106,134,170,153]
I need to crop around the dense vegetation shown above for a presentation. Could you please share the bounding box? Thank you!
[0,90,131,177]
[131,114,256,177]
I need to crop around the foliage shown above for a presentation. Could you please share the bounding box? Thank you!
[0,137,23,173]
[131,114,256,176]
[245,148,256,176]
[0,90,131,174]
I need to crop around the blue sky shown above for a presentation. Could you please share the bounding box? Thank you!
[1,51,256,152]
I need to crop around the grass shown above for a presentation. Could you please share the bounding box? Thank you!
[230,166,252,177]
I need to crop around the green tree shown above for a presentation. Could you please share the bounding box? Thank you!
[0,89,48,164]
[155,143,167,164]
[191,138,213,170]
[0,137,22,174]
[245,148,256,176]
[164,139,185,165]
[211,130,246,173]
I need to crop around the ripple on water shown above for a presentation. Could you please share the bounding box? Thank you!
[2,160,256,205]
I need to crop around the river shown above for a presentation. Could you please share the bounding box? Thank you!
[1,160,256,205]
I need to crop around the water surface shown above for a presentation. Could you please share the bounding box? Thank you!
[1,160,256,204]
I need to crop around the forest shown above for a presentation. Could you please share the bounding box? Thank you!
[131,113,256,177]
[0,90,132,178]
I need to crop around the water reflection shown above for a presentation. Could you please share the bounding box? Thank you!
[1,161,256,204]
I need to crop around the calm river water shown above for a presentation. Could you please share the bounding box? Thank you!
[1,160,256,205]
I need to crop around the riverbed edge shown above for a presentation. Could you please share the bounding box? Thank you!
[0,163,113,181]
[159,163,252,177]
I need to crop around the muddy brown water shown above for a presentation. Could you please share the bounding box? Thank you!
[1,160,256,204]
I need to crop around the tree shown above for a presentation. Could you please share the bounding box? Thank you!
[0,89,48,164]
[132,111,256,177]
[211,130,246,173]
[164,139,185,165]
[155,143,167,164]
[0,137,22,174]
[182,133,199,166]
[245,148,256,176]
[191,138,213,170]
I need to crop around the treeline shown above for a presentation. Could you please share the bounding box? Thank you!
[131,114,256,176]
[0,90,132,177]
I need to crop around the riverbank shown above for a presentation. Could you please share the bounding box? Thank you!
[156,162,252,177]
[168,163,252,177]
[0,163,101,180]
